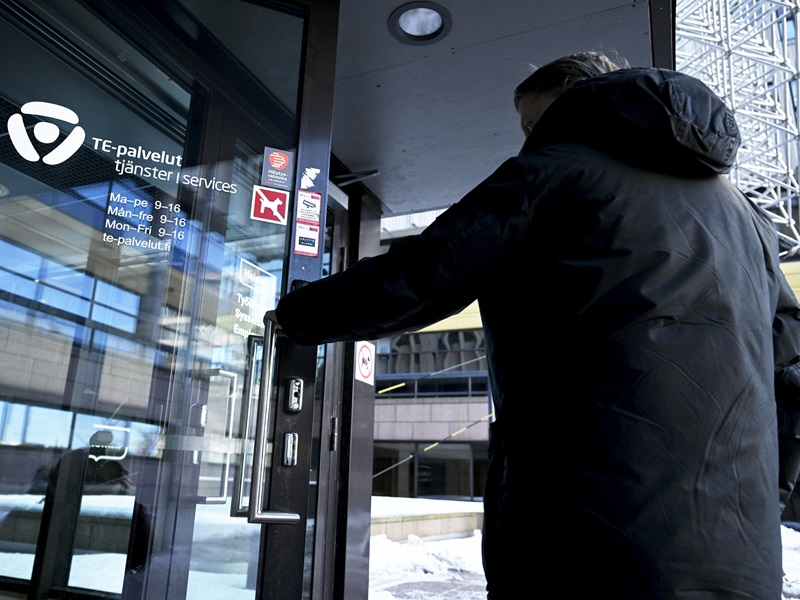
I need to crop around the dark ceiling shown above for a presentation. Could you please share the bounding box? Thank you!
[180,0,674,221]
[331,0,675,218]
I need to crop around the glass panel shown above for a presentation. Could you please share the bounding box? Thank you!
[184,131,289,599]
[0,3,188,592]
[0,1,304,598]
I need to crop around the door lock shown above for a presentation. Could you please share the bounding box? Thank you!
[283,432,298,467]
[286,378,303,413]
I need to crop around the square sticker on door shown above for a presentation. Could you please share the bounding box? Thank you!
[251,185,289,225]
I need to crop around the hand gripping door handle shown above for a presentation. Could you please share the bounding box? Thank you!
[248,318,300,524]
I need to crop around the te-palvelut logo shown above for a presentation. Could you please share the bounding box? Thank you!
[7,101,86,165]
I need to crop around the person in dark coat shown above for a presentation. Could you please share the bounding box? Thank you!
[269,52,800,599]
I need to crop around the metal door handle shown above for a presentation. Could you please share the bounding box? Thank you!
[248,319,300,524]
[231,335,261,517]
[187,368,237,505]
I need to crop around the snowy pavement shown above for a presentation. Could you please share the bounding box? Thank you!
[369,497,800,600]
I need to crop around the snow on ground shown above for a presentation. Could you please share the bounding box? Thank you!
[5,495,800,599]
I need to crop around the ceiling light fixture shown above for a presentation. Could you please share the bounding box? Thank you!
[388,2,451,45]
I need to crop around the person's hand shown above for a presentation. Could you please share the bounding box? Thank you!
[264,310,287,337]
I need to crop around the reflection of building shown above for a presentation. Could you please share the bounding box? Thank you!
[371,218,491,500]
[370,214,491,504]
[0,2,297,597]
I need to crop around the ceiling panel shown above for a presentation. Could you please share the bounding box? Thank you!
[332,0,672,216]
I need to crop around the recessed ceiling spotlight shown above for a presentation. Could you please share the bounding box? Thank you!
[388,2,452,45]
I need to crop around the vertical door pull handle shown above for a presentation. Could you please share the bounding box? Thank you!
[231,335,262,517]
[248,319,300,524]
[187,368,237,505]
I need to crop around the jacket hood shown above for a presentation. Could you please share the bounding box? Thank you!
[520,67,740,176]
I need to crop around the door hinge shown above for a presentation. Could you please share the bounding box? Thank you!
[330,416,339,452]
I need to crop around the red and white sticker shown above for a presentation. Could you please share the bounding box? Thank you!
[251,185,289,225]
[355,341,375,386]
[268,151,290,170]
[297,190,321,222]
[262,146,294,190]
[292,189,322,257]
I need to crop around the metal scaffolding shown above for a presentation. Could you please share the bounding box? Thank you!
[676,0,800,258]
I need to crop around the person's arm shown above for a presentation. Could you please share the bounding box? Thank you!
[273,158,530,346]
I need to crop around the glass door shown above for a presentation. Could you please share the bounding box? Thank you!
[0,1,311,598]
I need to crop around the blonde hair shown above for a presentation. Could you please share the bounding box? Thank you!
[513,51,629,109]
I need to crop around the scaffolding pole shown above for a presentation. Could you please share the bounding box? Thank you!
[676,0,800,258]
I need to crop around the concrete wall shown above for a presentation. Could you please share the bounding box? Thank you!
[374,396,490,442]
[371,511,483,541]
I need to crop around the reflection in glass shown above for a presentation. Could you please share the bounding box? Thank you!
[0,0,303,597]
[0,414,161,590]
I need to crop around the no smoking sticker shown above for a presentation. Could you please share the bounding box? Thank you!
[355,341,375,386]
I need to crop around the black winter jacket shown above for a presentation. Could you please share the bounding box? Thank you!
[275,68,800,599]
